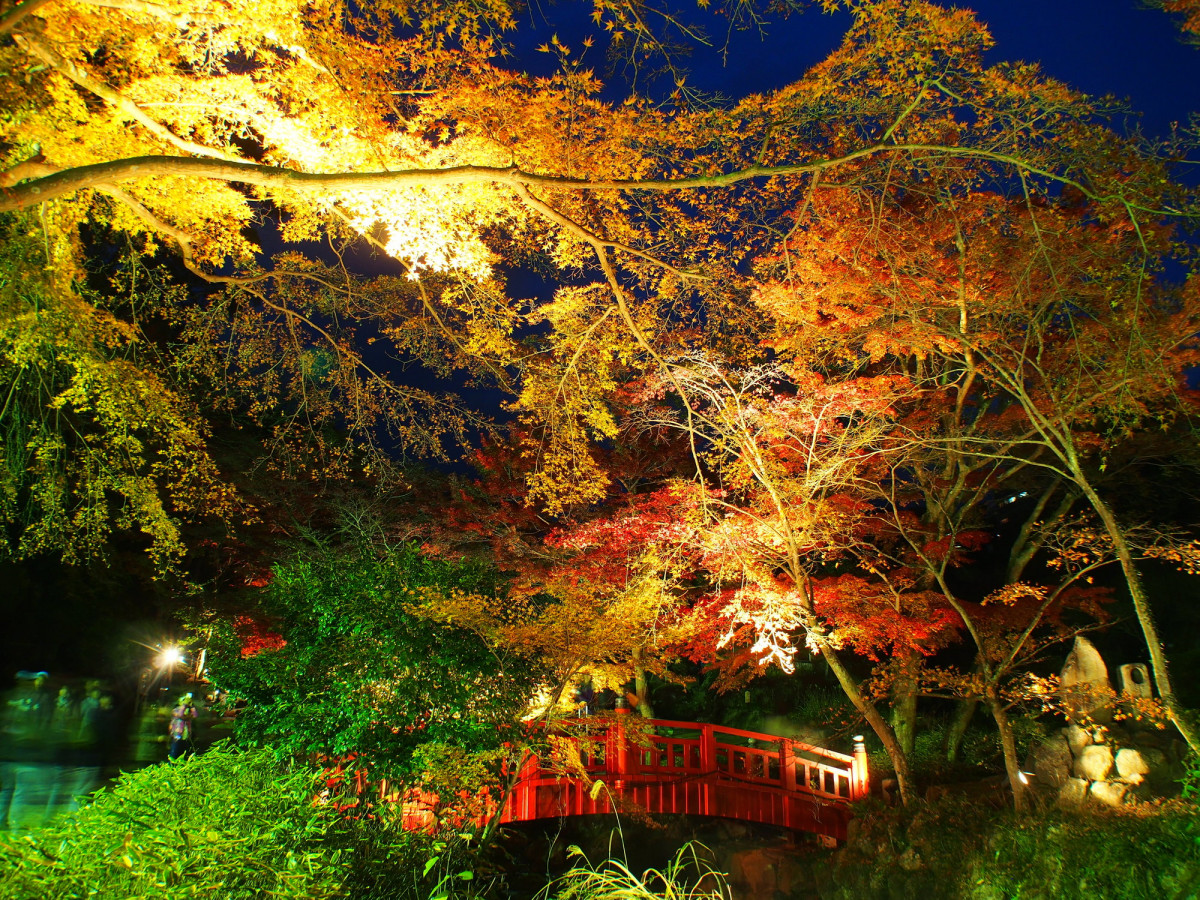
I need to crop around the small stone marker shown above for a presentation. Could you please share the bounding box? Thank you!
[1117,663,1152,699]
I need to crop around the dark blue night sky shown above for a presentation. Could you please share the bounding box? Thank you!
[514,1,1200,137]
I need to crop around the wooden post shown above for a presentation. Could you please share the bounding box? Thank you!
[698,723,715,816]
[699,723,715,773]
[610,704,631,781]
[780,739,797,792]
[851,735,870,799]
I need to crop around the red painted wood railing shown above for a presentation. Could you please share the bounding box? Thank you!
[401,713,869,841]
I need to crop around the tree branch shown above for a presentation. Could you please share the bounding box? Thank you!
[0,0,52,35]
[12,32,240,163]
[2,141,1182,214]
[514,183,705,281]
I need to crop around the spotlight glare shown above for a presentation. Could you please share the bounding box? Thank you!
[158,646,184,668]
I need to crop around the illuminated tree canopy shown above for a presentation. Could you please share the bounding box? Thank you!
[4,0,1200,801]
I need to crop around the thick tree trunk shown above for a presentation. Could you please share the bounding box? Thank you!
[987,690,1028,812]
[819,643,915,805]
[1075,478,1200,756]
[943,698,978,763]
[631,649,655,719]
[890,650,920,756]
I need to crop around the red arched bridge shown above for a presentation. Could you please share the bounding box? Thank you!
[401,712,869,842]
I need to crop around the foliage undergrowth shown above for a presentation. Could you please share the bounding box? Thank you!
[538,842,732,900]
[866,715,1046,784]
[823,795,1200,900]
[0,744,439,900]
[1180,751,1200,801]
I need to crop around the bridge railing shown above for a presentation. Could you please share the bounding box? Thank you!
[540,713,869,802]
[399,714,868,834]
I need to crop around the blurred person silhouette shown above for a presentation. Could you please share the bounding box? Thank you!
[0,672,56,831]
[52,692,120,813]
[78,681,102,728]
[574,676,596,717]
[168,693,197,760]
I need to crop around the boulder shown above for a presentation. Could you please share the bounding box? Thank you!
[1114,748,1150,785]
[1073,744,1114,782]
[1135,747,1176,794]
[1059,636,1114,723]
[1057,778,1089,806]
[725,844,808,897]
[1028,733,1073,789]
[1088,781,1128,807]
[1064,723,1093,755]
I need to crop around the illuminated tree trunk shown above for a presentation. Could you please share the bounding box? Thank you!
[1074,476,1200,756]
[943,697,977,763]
[1006,484,1076,585]
[987,687,1028,812]
[794,576,914,804]
[890,650,920,756]
[944,653,985,763]
[631,648,655,719]
[819,643,914,805]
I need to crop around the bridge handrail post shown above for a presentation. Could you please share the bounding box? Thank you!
[610,706,633,780]
[699,723,715,773]
[780,739,797,791]
[851,734,869,799]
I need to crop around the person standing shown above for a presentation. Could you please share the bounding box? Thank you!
[167,694,197,760]
[0,672,55,831]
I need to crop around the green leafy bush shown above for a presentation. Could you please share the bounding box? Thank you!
[0,745,350,900]
[1180,751,1200,801]
[823,796,1200,900]
[209,545,548,785]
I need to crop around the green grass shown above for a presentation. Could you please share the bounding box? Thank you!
[538,842,732,900]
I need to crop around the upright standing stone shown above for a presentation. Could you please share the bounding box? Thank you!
[1059,636,1113,724]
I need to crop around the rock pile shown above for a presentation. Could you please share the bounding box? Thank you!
[1026,636,1185,806]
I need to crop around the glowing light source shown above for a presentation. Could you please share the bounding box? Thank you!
[158,646,184,668]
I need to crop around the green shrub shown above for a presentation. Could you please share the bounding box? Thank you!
[209,546,547,786]
[0,742,496,900]
[0,745,353,900]
[1181,751,1200,801]
[968,803,1200,899]
[824,796,1200,900]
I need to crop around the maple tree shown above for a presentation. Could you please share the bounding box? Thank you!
[3,0,1195,527]
[736,58,1200,746]
[3,0,1200,808]
[430,477,703,719]
[1151,0,1200,39]
[0,218,239,569]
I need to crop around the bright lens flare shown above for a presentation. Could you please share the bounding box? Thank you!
[157,646,184,668]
